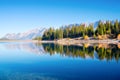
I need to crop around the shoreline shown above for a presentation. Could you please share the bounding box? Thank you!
[0,39,120,45]
[39,39,120,45]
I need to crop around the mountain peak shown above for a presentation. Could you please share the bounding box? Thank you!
[2,28,46,40]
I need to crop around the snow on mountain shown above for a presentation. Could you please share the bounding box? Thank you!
[2,28,46,40]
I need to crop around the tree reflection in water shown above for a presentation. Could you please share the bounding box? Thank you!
[4,42,120,62]
[37,43,120,62]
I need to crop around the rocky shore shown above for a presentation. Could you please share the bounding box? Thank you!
[0,39,120,45]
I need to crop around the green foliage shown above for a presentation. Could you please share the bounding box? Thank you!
[63,27,69,38]
[86,24,94,37]
[95,20,120,38]
[42,27,55,40]
[41,20,120,40]
[96,21,105,35]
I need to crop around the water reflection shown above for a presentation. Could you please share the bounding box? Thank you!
[4,43,120,62]
[4,43,46,54]
[41,43,120,62]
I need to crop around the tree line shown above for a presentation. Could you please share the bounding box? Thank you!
[41,20,120,40]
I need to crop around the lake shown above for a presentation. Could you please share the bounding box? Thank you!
[0,42,120,80]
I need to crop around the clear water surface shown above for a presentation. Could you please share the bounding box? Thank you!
[0,42,120,80]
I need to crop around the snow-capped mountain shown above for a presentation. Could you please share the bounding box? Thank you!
[2,28,46,40]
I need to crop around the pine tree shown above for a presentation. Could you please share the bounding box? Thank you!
[114,20,119,36]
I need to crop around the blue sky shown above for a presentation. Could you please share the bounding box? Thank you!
[0,0,120,37]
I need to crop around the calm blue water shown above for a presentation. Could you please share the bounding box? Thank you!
[0,42,120,80]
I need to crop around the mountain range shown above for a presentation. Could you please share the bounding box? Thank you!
[1,21,115,40]
[2,28,46,40]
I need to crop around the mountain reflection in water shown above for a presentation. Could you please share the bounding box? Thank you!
[4,43,120,62]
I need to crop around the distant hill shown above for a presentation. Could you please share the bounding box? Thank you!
[2,28,46,40]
